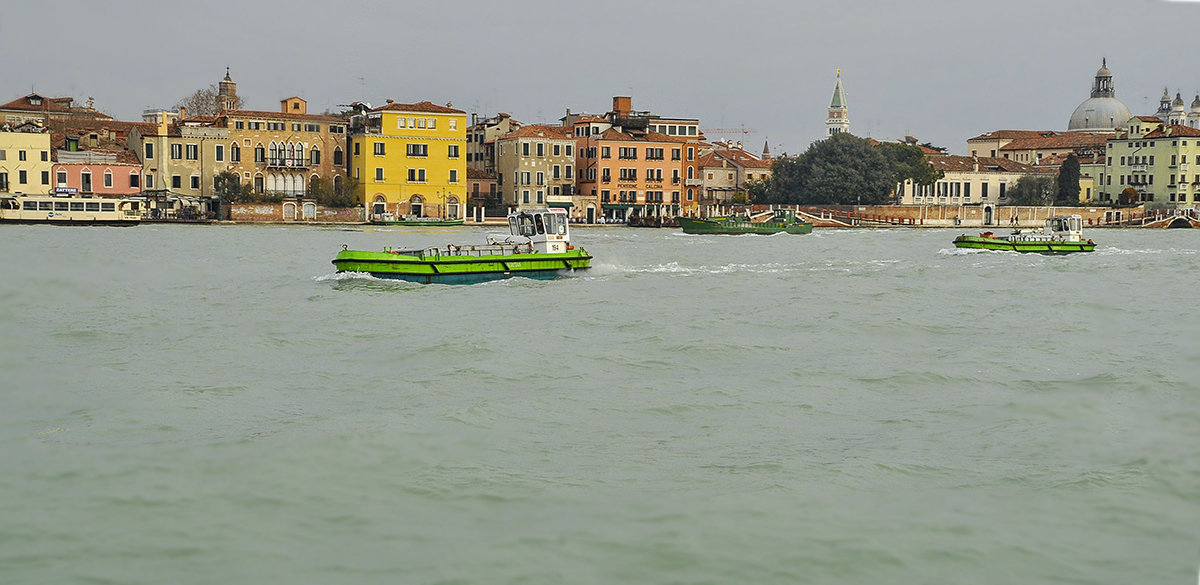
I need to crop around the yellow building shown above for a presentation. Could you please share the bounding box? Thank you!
[349,100,467,220]
[0,127,54,195]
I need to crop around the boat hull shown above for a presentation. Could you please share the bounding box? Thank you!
[370,218,465,226]
[952,235,1095,254]
[678,216,813,235]
[333,249,591,284]
[0,217,139,226]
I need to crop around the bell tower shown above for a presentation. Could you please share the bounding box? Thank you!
[218,67,239,113]
[826,70,849,137]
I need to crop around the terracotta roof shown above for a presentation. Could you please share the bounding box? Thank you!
[370,101,465,115]
[999,132,1108,151]
[497,124,573,141]
[574,115,608,124]
[967,130,1059,142]
[1133,116,1163,123]
[1142,123,1200,138]
[712,147,772,168]
[222,109,345,123]
[697,152,724,168]
[466,167,496,180]
[0,93,113,118]
[928,155,1037,173]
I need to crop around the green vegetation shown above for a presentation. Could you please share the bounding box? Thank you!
[213,171,253,203]
[1056,153,1081,204]
[1004,175,1057,206]
[752,133,942,205]
[308,176,358,208]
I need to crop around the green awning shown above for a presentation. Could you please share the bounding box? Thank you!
[546,201,573,208]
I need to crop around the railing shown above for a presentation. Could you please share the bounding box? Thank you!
[266,158,310,169]
[685,178,702,186]
[1132,165,1147,172]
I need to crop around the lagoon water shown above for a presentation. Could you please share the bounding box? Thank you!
[1,223,1198,584]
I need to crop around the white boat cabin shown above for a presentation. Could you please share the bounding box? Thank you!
[1010,215,1086,242]
[488,208,574,254]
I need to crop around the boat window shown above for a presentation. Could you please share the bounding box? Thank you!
[85,202,100,212]
[508,216,518,233]
[49,201,63,211]
[101,202,115,212]
[70,202,84,211]
[23,200,36,211]
[534,214,545,234]
[517,214,536,236]
[547,213,566,235]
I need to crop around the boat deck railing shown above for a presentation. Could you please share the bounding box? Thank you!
[388,243,546,258]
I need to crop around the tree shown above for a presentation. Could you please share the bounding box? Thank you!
[765,133,896,205]
[1005,174,1057,206]
[175,84,242,117]
[1056,153,1081,204]
[876,141,943,201]
[745,177,771,204]
[1119,187,1139,205]
[213,171,252,203]
[308,176,358,208]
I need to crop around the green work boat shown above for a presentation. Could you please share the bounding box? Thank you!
[334,208,591,284]
[678,209,813,235]
[953,215,1096,254]
[369,215,465,226]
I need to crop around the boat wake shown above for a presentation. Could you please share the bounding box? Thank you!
[616,261,805,275]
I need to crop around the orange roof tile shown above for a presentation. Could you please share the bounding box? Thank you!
[370,100,465,115]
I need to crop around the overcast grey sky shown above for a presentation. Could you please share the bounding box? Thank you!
[2,0,1198,155]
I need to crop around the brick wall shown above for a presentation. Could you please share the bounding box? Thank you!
[228,201,364,223]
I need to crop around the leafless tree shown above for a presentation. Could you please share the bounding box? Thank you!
[174,84,242,117]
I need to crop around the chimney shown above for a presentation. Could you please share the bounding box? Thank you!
[179,105,187,120]
[612,96,631,117]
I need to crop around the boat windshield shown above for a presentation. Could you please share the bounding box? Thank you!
[544,212,567,235]
[515,214,536,237]
[535,214,546,234]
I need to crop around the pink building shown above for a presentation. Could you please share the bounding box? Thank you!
[52,145,143,196]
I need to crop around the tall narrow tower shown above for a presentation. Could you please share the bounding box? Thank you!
[218,67,239,113]
[826,70,849,137]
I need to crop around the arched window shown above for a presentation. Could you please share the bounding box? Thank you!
[230,143,241,162]
[268,142,278,166]
[333,146,343,166]
[310,147,320,166]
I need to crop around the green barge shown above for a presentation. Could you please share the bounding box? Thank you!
[334,208,590,284]
[678,209,813,235]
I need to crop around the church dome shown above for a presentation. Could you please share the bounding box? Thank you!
[1191,95,1200,112]
[1069,98,1133,131]
[1068,59,1132,132]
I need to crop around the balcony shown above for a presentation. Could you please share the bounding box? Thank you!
[685,178,702,186]
[1131,164,1147,172]
[266,157,310,169]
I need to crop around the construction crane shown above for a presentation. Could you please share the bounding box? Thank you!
[700,127,757,136]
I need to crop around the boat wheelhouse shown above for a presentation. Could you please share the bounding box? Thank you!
[333,208,591,284]
[0,194,141,226]
[953,215,1095,254]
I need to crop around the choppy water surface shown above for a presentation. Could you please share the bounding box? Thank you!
[1,224,1197,584]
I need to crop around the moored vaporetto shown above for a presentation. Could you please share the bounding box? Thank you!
[333,207,591,284]
[0,194,142,226]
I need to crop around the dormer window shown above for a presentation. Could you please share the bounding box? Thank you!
[29,97,42,106]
